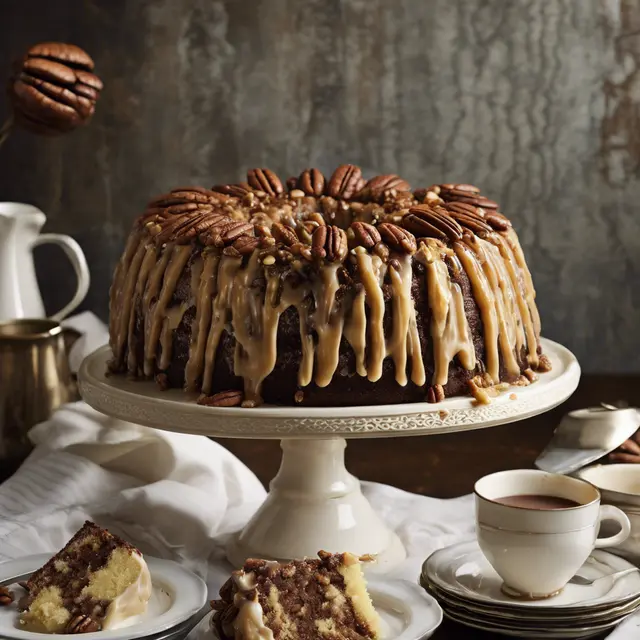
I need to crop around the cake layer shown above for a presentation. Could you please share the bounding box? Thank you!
[108,167,550,407]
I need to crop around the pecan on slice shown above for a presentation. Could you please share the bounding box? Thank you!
[211,182,254,198]
[312,225,348,262]
[0,586,13,606]
[272,222,298,247]
[377,223,417,254]
[298,168,325,196]
[359,174,411,201]
[198,390,244,407]
[66,615,101,634]
[327,164,362,199]
[403,205,463,242]
[349,221,381,249]
[247,168,284,197]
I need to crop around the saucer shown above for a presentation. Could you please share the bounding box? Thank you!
[422,541,640,610]
[187,578,443,640]
[0,553,207,640]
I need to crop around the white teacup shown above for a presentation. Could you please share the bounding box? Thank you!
[475,469,631,599]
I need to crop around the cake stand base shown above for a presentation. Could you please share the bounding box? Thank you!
[225,438,406,572]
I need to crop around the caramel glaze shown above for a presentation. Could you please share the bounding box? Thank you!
[108,169,547,406]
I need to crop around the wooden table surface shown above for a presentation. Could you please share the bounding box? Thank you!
[215,374,640,639]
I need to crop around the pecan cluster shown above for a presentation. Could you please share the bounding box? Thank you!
[8,42,102,135]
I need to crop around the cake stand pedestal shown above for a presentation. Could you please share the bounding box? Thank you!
[79,338,580,573]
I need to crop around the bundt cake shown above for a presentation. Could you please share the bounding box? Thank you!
[108,164,550,407]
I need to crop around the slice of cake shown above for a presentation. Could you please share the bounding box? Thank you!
[211,551,381,639]
[19,521,152,633]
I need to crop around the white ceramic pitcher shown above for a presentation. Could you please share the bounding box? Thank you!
[0,202,90,322]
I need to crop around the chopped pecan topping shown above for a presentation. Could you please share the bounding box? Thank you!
[349,221,381,249]
[377,223,417,254]
[403,205,464,242]
[298,168,325,196]
[198,390,244,407]
[327,164,363,200]
[360,174,411,201]
[535,354,552,373]
[247,168,284,197]
[312,225,348,262]
[66,615,100,634]
[272,222,298,246]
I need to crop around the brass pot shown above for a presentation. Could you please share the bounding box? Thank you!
[0,319,76,472]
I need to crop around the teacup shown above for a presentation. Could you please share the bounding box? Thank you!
[475,469,631,599]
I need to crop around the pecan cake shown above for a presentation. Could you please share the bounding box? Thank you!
[108,165,550,407]
[211,552,380,639]
[18,521,151,633]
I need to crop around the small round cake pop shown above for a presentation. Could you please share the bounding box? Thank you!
[7,42,103,137]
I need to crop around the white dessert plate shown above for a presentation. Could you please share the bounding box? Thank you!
[188,577,443,640]
[441,605,626,639]
[422,541,640,610]
[0,553,207,639]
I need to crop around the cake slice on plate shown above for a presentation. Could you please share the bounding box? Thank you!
[19,520,152,633]
[211,551,381,639]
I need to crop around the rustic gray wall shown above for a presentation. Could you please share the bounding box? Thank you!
[0,0,638,373]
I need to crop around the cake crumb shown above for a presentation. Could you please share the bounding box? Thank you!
[294,390,304,404]
[509,393,518,400]
[439,410,449,420]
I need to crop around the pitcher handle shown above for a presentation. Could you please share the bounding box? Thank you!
[32,234,90,322]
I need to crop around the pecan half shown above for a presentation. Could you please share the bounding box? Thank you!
[350,221,381,249]
[247,168,284,197]
[403,205,463,242]
[484,210,512,231]
[66,615,100,634]
[154,210,224,244]
[0,586,13,606]
[150,186,225,208]
[272,222,298,247]
[377,223,417,254]
[198,390,244,407]
[427,384,445,404]
[327,164,362,199]
[312,225,348,262]
[442,203,492,235]
[212,182,254,198]
[360,174,411,201]
[9,42,103,136]
[298,168,325,196]
[231,235,260,255]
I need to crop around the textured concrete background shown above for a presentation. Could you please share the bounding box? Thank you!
[0,0,638,373]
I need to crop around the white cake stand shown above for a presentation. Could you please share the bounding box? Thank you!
[78,338,580,572]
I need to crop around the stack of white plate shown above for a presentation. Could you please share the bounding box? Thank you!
[421,541,640,639]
